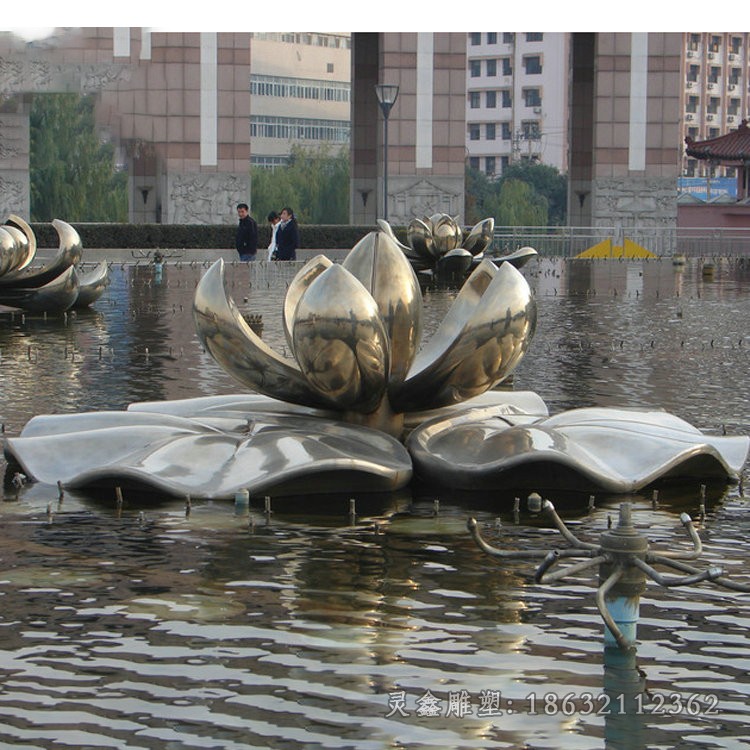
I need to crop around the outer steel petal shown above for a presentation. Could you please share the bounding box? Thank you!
[0,227,18,276]
[292,263,389,413]
[392,260,536,411]
[407,405,750,492]
[0,218,81,289]
[0,264,79,312]
[193,259,333,409]
[490,245,539,269]
[6,214,37,270]
[406,218,439,260]
[73,260,111,307]
[282,254,333,353]
[342,230,422,386]
[462,218,495,256]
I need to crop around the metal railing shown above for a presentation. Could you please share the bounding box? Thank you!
[493,226,750,258]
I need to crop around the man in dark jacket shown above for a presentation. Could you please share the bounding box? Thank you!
[236,203,258,261]
[273,207,299,261]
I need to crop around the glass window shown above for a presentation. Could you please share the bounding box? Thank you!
[486,123,496,140]
[502,32,514,44]
[485,156,496,176]
[524,56,542,74]
[501,122,512,140]
[486,90,497,108]
[501,90,512,108]
[502,58,512,76]
[487,32,497,45]
[523,88,541,107]
[486,59,497,76]
[469,156,480,169]
[469,91,480,108]
[469,60,481,76]
[470,32,481,45]
[469,124,480,140]
[526,33,543,42]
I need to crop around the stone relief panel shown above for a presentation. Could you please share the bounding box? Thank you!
[0,57,130,95]
[592,178,678,228]
[390,178,464,225]
[0,113,30,217]
[165,173,252,225]
[0,175,29,218]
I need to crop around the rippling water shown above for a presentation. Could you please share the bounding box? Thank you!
[0,257,748,749]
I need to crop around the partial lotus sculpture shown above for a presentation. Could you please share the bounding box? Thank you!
[378,213,538,282]
[0,215,110,312]
[4,221,748,501]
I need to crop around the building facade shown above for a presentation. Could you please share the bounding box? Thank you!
[249,33,351,170]
[465,32,569,178]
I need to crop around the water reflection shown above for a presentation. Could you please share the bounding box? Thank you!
[0,258,748,748]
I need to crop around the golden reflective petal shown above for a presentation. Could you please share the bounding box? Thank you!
[430,214,462,253]
[282,254,333,353]
[193,259,333,409]
[342,230,423,386]
[6,214,37,270]
[0,227,18,276]
[292,264,389,413]
[392,260,536,411]
[406,217,438,259]
[462,217,495,256]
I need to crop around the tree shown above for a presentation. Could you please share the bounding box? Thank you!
[490,178,548,226]
[250,144,349,224]
[497,161,567,225]
[29,93,128,222]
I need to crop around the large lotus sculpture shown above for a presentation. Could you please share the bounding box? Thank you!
[378,213,537,280]
[4,221,748,501]
[0,215,110,312]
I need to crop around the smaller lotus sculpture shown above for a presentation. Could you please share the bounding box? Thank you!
[0,215,110,313]
[378,213,537,282]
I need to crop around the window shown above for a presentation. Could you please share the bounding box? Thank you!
[730,68,741,85]
[707,96,719,114]
[251,74,350,103]
[710,35,721,52]
[731,36,742,54]
[687,65,699,83]
[469,156,480,169]
[689,33,700,51]
[486,90,497,108]
[502,32,514,44]
[729,98,741,116]
[469,91,480,108]
[709,127,720,138]
[708,66,720,83]
[524,56,542,74]
[687,127,699,139]
[685,159,696,177]
[526,33,543,42]
[486,123,496,140]
[500,155,510,172]
[523,88,541,107]
[502,58,512,76]
[487,32,497,45]
[470,32,482,45]
[501,122,512,140]
[469,123,480,140]
[250,115,350,143]
[485,156,496,176]
[522,120,540,138]
[501,90,512,108]
[686,95,698,113]
[486,59,497,76]
[469,60,481,77]
[327,63,334,73]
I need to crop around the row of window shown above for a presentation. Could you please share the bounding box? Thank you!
[469,56,542,77]
[686,94,744,115]
[468,154,540,177]
[468,89,541,108]
[251,116,350,142]
[468,122,541,140]
[251,32,351,49]
[469,32,543,46]
[686,65,747,84]
[687,33,744,55]
[251,75,350,102]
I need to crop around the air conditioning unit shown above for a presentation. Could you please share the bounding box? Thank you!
[687,81,694,88]
[686,113,694,120]
[729,53,736,60]
[532,107,542,114]
[707,82,716,90]
[707,114,714,120]
[708,51,715,59]
[687,50,694,57]
[728,114,736,122]
[729,83,737,90]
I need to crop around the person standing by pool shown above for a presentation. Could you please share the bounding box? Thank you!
[267,211,281,261]
[274,207,299,261]
[235,203,258,261]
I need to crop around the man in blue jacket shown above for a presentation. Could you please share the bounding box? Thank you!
[236,203,258,261]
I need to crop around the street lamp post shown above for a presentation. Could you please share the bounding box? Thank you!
[374,83,399,223]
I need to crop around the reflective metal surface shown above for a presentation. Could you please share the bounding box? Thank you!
[408,405,750,492]
[73,260,112,308]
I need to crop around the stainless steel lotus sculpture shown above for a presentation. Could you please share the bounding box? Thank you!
[4,221,748,501]
[379,213,537,281]
[0,215,110,312]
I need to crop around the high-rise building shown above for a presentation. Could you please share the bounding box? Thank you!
[249,33,351,169]
[465,32,569,178]
[681,32,750,180]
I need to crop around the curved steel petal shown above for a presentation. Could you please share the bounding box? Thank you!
[193,259,333,409]
[0,264,79,312]
[282,254,333,353]
[6,214,37,270]
[407,405,750,493]
[342,230,423,386]
[0,227,19,276]
[491,245,539,269]
[462,218,495,256]
[292,263,389,413]
[406,218,439,260]
[392,260,536,411]
[436,248,473,278]
[430,213,462,253]
[0,218,81,289]
[73,260,111,307]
